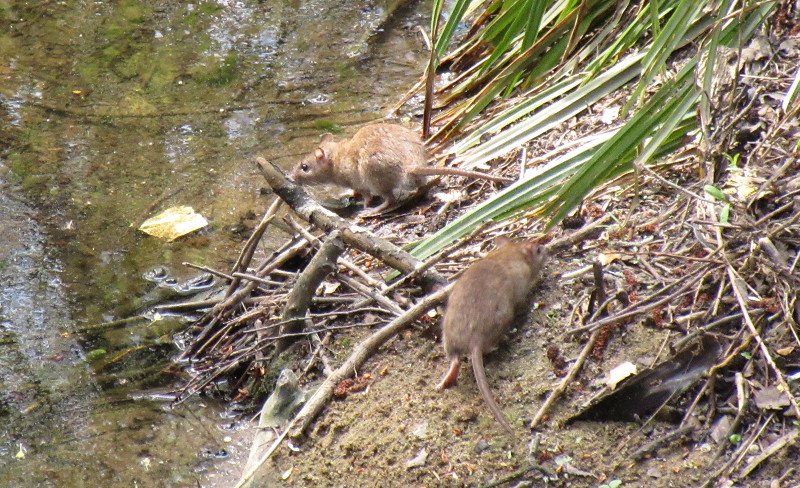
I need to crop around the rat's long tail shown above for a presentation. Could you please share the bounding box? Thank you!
[412,166,514,184]
[471,347,515,435]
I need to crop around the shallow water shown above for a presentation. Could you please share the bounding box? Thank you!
[0,0,427,485]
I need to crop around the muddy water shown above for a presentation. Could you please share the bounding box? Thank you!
[0,0,427,485]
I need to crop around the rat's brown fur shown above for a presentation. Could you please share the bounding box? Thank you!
[289,123,513,214]
[436,239,547,434]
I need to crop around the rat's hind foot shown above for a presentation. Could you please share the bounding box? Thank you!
[359,196,397,217]
[435,358,461,390]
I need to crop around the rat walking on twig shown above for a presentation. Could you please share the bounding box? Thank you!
[289,123,514,215]
[436,238,547,434]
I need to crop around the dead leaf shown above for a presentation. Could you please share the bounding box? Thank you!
[753,385,790,411]
[138,206,208,241]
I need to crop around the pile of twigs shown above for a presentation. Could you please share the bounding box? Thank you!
[170,159,454,406]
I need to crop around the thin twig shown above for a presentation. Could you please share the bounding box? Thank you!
[183,262,235,281]
[630,424,695,461]
[737,428,800,479]
[226,197,283,298]
[530,328,600,430]
[336,273,404,316]
[563,263,712,337]
[231,272,286,288]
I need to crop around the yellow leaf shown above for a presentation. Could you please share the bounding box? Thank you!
[138,206,208,242]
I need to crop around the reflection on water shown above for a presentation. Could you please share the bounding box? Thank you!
[0,0,426,485]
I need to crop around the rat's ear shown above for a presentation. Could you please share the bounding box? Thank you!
[523,240,547,261]
[320,133,335,143]
[314,147,328,164]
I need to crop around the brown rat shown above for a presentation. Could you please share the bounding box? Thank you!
[436,238,547,434]
[289,123,514,214]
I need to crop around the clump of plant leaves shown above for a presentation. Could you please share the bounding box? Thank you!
[412,0,776,260]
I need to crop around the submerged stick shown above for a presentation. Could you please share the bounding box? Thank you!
[74,315,148,335]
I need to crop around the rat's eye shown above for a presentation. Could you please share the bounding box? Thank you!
[301,163,309,172]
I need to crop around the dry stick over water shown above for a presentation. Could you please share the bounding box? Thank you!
[183,262,235,281]
[175,197,285,361]
[178,236,309,362]
[234,284,451,488]
[226,196,284,298]
[253,157,447,290]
